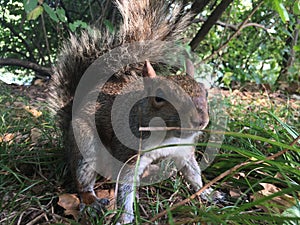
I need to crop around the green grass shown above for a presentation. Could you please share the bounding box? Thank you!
[0,83,66,224]
[0,82,299,224]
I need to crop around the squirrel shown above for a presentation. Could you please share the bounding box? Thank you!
[49,0,209,224]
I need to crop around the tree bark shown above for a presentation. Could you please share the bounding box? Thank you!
[189,0,234,51]
[190,0,212,17]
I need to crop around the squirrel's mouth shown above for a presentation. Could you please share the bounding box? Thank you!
[198,120,209,130]
[139,126,202,140]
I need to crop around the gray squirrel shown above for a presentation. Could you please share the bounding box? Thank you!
[49,0,209,223]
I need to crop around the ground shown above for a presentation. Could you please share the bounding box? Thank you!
[0,80,299,224]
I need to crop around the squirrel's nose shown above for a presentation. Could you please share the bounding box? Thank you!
[191,117,201,127]
[191,110,209,130]
[199,119,209,129]
[191,113,202,128]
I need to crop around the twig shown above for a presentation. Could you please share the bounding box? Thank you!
[193,17,269,32]
[148,134,300,223]
[203,0,264,63]
[17,211,25,225]
[25,213,46,225]
[139,127,202,131]
[40,13,51,63]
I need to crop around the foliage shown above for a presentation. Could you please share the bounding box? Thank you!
[0,0,118,82]
[0,0,299,86]
[192,0,300,87]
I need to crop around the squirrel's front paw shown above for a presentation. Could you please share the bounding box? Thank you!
[79,192,110,216]
[91,197,110,211]
[200,188,226,203]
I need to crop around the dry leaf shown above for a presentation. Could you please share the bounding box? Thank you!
[2,133,15,144]
[24,106,42,117]
[58,193,80,210]
[233,172,245,179]
[274,172,285,180]
[30,128,42,144]
[58,193,80,219]
[96,188,115,211]
[229,189,243,199]
[64,209,80,219]
[252,183,296,213]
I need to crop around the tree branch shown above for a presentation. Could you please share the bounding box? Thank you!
[203,1,264,63]
[190,0,212,19]
[41,13,52,63]
[0,58,52,77]
[193,16,269,32]
[189,0,234,51]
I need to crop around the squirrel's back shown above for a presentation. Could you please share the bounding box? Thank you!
[49,0,192,132]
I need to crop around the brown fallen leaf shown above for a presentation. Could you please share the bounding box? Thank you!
[30,127,42,144]
[24,105,42,117]
[64,209,80,219]
[58,193,80,220]
[233,172,246,180]
[259,183,281,196]
[96,188,115,211]
[2,133,15,144]
[252,183,296,213]
[229,188,244,199]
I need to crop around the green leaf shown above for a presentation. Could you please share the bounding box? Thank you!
[69,20,88,32]
[56,8,67,23]
[272,0,289,23]
[222,72,233,87]
[293,0,300,15]
[293,45,300,52]
[68,23,76,32]
[23,0,38,13]
[43,3,59,22]
[26,5,43,20]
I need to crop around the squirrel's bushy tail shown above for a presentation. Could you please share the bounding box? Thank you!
[117,0,191,42]
[49,0,192,131]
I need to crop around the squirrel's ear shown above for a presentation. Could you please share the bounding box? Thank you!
[142,60,157,78]
[186,59,194,78]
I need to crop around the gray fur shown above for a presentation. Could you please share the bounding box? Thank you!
[49,0,208,224]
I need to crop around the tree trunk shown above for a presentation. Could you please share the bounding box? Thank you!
[189,0,234,51]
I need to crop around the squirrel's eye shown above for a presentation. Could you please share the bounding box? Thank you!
[155,96,165,103]
[155,88,166,103]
